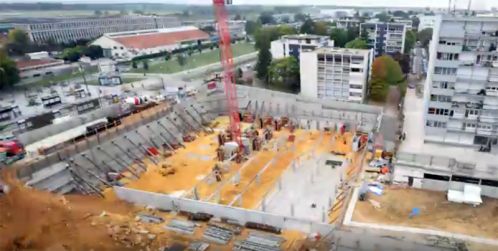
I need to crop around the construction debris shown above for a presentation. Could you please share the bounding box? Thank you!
[164,219,197,235]
[245,222,281,234]
[368,199,381,210]
[202,224,235,244]
[138,213,164,223]
[189,241,210,251]
[233,231,285,251]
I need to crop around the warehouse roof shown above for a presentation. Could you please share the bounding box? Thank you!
[103,26,209,49]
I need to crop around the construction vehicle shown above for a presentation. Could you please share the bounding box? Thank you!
[0,140,26,165]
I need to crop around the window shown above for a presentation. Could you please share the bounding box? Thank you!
[468,109,479,116]
[430,95,452,102]
[465,123,476,128]
[428,108,449,115]
[437,53,459,60]
[113,46,117,49]
[424,173,450,181]
[426,120,447,128]
[434,67,457,75]
[432,81,450,89]
[120,46,124,50]
[351,68,363,73]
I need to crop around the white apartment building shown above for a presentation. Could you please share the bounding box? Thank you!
[392,18,414,31]
[424,15,498,148]
[180,20,246,38]
[300,47,374,103]
[90,26,209,60]
[270,34,333,60]
[336,18,361,30]
[14,16,179,43]
[360,22,407,56]
[418,15,439,31]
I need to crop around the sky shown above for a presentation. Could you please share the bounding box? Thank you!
[0,0,494,9]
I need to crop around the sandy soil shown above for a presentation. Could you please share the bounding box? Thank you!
[0,169,306,251]
[353,187,498,239]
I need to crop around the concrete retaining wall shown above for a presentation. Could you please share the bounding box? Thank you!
[114,186,334,235]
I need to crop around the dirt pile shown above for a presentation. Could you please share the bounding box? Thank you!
[0,170,136,251]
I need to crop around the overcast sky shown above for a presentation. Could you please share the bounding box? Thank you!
[0,0,494,9]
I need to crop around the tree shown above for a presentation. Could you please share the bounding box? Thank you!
[380,55,404,86]
[62,47,82,62]
[119,10,127,15]
[345,38,368,49]
[182,10,190,17]
[330,28,348,47]
[370,57,389,102]
[294,13,307,22]
[234,14,242,20]
[314,21,328,36]
[268,56,300,89]
[0,51,20,89]
[300,18,315,34]
[177,54,186,66]
[142,60,149,71]
[8,29,29,45]
[279,25,295,36]
[165,52,171,61]
[418,28,433,48]
[245,20,261,35]
[404,30,417,53]
[132,61,137,69]
[391,52,411,75]
[392,10,409,18]
[360,28,369,41]
[255,35,272,80]
[200,26,215,33]
[83,45,103,59]
[346,27,360,43]
[411,16,420,30]
[259,12,275,25]
[374,12,391,22]
[281,16,290,23]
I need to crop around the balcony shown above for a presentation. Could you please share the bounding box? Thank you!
[447,126,477,133]
[438,44,463,53]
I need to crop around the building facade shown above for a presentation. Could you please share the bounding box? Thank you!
[90,26,209,60]
[270,34,333,60]
[360,22,406,56]
[392,17,414,31]
[424,15,498,147]
[418,15,439,31]
[300,47,374,103]
[336,18,361,30]
[13,16,179,43]
[180,20,246,38]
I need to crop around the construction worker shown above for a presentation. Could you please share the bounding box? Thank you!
[213,164,222,182]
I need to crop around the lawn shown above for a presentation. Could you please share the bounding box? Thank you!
[32,67,99,86]
[131,43,256,74]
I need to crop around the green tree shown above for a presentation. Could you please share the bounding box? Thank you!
[392,10,409,18]
[346,27,360,43]
[255,35,272,80]
[404,30,417,53]
[94,10,102,16]
[132,61,137,69]
[234,14,242,20]
[330,28,348,47]
[281,16,290,23]
[62,47,82,62]
[279,25,295,36]
[418,28,433,48]
[294,13,307,22]
[345,38,368,49]
[300,18,315,34]
[0,51,20,89]
[411,16,420,30]
[245,20,262,35]
[142,60,149,71]
[268,56,300,89]
[379,55,404,86]
[254,27,280,49]
[374,12,391,22]
[259,12,275,25]
[314,21,329,36]
[8,29,29,45]
[83,45,104,59]
[165,52,171,61]
[360,28,369,41]
[370,57,389,102]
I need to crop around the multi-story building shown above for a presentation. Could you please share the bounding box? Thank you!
[300,47,374,103]
[180,20,246,38]
[336,18,361,30]
[360,22,406,56]
[424,15,498,147]
[392,17,414,31]
[13,16,179,43]
[418,15,439,31]
[270,34,333,60]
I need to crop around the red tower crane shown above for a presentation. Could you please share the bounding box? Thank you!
[212,0,242,147]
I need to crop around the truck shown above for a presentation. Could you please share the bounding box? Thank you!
[0,140,26,165]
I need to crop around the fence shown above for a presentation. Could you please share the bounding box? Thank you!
[114,186,335,235]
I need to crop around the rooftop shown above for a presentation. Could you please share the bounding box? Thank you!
[313,47,371,55]
[15,59,63,70]
[103,26,209,49]
[282,34,328,40]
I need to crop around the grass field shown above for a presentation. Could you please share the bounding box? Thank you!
[131,43,256,74]
[32,67,99,86]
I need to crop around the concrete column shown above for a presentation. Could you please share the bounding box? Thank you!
[290,203,294,216]
[262,198,266,212]
[238,196,243,206]
[215,191,220,203]
[257,174,261,186]
[278,178,282,190]
[292,161,296,172]
[322,207,327,222]
[193,187,199,200]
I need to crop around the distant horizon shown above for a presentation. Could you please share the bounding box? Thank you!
[0,0,494,10]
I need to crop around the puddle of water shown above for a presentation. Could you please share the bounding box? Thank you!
[201,155,211,161]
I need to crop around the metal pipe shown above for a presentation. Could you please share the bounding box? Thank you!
[166,116,188,135]
[69,169,104,197]
[176,112,200,136]
[124,136,157,165]
[101,160,139,178]
[71,179,89,195]
[190,105,208,125]
[158,121,185,148]
[111,141,136,161]
[135,130,155,148]
[185,108,211,134]
[70,160,112,187]
[97,146,130,171]
[81,154,109,174]
[146,125,175,152]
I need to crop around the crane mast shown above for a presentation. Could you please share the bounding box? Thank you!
[212,0,242,147]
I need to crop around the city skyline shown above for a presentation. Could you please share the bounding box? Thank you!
[0,0,494,10]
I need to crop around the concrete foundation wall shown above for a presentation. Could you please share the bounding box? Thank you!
[114,186,334,235]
